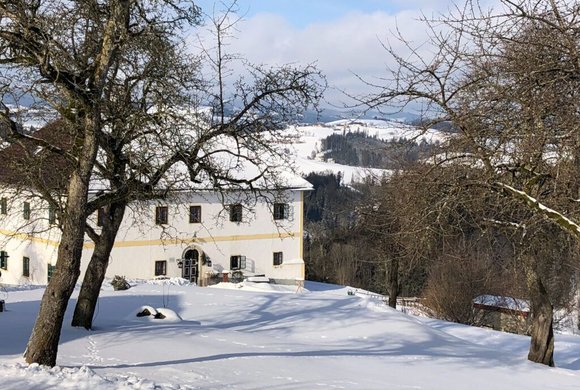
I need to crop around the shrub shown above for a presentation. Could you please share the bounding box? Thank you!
[111,275,130,291]
[422,254,496,325]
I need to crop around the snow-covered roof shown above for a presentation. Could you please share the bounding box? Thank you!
[473,295,530,312]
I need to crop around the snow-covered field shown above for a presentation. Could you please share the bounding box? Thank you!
[287,120,448,183]
[1,280,579,389]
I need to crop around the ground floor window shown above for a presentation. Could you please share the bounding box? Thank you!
[155,260,167,276]
[230,255,246,270]
[22,256,30,277]
[0,251,8,270]
[273,252,283,266]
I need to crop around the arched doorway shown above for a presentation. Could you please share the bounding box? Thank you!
[182,249,199,284]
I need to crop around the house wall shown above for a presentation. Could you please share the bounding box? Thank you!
[473,306,531,335]
[0,188,306,285]
[0,189,60,284]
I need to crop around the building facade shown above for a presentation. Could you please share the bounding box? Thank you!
[0,187,308,286]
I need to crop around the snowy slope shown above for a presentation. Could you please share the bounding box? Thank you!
[0,281,579,389]
[286,120,448,184]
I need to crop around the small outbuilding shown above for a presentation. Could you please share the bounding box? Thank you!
[473,295,531,335]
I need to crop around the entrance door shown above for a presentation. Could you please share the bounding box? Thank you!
[183,249,199,284]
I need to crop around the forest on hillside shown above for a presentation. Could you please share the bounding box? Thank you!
[319,131,440,169]
[303,169,578,329]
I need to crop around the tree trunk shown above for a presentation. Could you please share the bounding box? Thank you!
[23,121,98,366]
[22,1,130,365]
[72,202,126,329]
[525,263,555,367]
[387,257,399,309]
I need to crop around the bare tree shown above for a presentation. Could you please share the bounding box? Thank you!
[0,0,200,367]
[71,2,324,330]
[360,0,580,366]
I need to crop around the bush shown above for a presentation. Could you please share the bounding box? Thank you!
[422,254,497,325]
[111,275,130,291]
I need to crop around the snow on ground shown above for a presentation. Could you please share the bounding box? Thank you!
[285,120,448,184]
[1,280,579,389]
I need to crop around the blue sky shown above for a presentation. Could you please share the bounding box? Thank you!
[195,0,408,28]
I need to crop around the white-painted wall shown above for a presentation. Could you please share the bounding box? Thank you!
[0,188,306,285]
[0,189,60,284]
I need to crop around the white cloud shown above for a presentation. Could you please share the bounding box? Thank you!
[218,10,438,106]
[189,1,503,107]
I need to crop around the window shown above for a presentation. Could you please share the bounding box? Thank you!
[23,201,30,220]
[97,207,106,227]
[0,197,6,215]
[0,251,8,270]
[154,260,167,276]
[48,204,57,225]
[47,263,55,282]
[189,205,201,223]
[229,204,243,222]
[273,203,288,220]
[23,257,30,277]
[230,255,246,270]
[273,252,283,266]
[155,206,168,225]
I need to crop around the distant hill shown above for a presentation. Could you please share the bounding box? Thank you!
[300,107,420,125]
[283,118,449,184]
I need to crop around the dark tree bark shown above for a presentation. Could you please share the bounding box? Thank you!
[526,263,555,367]
[387,257,399,309]
[2,1,322,365]
[24,116,99,366]
[16,1,132,366]
[357,0,580,366]
[62,1,323,334]
[72,202,126,329]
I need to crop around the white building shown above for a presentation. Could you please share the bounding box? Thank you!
[0,118,311,286]
[0,184,310,285]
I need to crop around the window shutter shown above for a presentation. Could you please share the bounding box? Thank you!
[287,205,295,222]
[240,256,246,270]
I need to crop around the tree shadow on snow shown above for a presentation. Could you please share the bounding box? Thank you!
[0,292,192,357]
